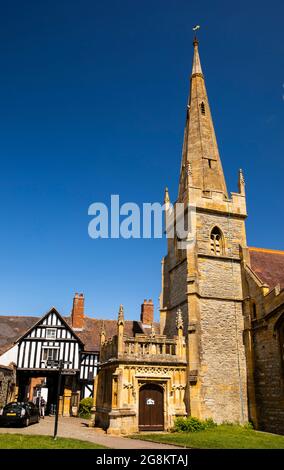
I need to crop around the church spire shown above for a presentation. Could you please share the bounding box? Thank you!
[192,37,203,76]
[178,38,228,201]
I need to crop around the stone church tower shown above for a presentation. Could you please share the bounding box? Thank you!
[160,38,248,424]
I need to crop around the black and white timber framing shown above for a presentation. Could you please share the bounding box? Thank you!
[16,308,99,395]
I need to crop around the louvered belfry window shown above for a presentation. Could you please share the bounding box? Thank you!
[210,227,223,256]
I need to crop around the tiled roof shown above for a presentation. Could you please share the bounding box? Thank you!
[248,247,284,290]
[0,314,160,355]
[0,316,38,355]
[67,317,160,352]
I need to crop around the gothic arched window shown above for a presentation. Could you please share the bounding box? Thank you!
[210,226,223,256]
[200,101,206,115]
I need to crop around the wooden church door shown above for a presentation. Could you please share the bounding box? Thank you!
[139,383,164,431]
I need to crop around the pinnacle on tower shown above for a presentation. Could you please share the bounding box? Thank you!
[118,304,125,325]
[238,168,245,195]
[176,308,184,330]
[164,187,170,205]
[100,321,106,345]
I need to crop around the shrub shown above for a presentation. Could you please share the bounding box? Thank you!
[78,397,93,418]
[172,416,217,433]
[204,418,217,429]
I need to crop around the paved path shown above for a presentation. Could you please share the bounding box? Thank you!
[0,416,182,449]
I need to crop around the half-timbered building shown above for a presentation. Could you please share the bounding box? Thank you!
[0,294,100,416]
[0,293,161,418]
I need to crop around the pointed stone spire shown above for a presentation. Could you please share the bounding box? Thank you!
[178,39,228,201]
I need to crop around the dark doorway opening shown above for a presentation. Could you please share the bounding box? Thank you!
[17,371,63,415]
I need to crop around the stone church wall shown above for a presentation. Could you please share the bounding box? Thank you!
[198,257,243,299]
[253,317,284,434]
[198,298,248,423]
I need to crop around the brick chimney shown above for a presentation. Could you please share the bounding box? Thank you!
[140,299,154,325]
[71,293,85,329]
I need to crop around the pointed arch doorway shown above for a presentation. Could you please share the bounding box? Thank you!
[139,383,164,431]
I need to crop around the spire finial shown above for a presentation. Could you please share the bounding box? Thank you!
[191,26,203,77]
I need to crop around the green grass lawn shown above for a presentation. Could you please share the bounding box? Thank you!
[130,425,284,449]
[0,434,107,449]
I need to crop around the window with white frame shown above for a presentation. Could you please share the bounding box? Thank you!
[46,328,56,339]
[41,347,59,362]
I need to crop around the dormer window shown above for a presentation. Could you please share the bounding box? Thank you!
[200,101,205,115]
[210,226,223,256]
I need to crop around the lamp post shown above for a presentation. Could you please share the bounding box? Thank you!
[46,359,72,440]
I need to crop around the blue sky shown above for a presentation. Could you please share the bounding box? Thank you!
[0,0,283,320]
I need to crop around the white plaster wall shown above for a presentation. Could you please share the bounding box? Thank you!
[0,344,18,366]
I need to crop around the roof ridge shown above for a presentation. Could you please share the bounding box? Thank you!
[249,246,284,255]
[0,315,39,319]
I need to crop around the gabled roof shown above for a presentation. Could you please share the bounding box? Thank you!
[248,247,284,290]
[17,307,84,346]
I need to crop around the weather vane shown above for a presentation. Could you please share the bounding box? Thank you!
[192,24,201,41]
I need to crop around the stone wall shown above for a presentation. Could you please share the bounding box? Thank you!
[243,261,284,434]
[162,258,188,336]
[198,298,248,423]
[169,261,187,307]
[0,365,16,408]
[199,257,243,299]
[252,315,284,434]
[191,206,248,424]
[197,212,245,259]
